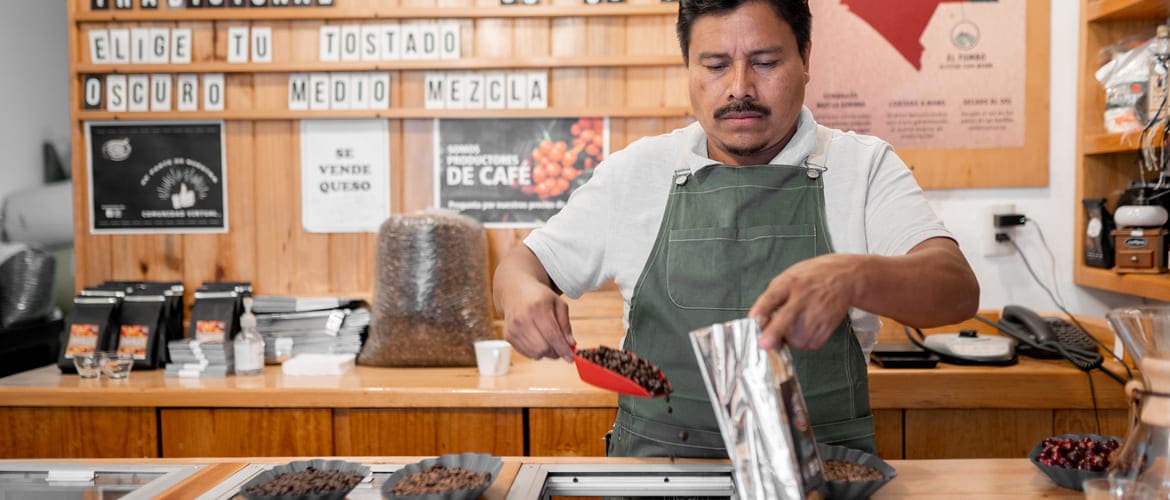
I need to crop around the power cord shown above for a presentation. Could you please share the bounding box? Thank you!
[997,222,1134,435]
[997,226,1133,381]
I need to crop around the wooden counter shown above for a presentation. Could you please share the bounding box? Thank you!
[0,456,1084,498]
[0,317,1135,461]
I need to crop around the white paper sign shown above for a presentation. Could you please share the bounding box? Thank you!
[227,26,250,63]
[319,26,340,61]
[89,30,110,64]
[300,119,391,233]
[127,74,149,111]
[171,29,192,64]
[203,73,225,111]
[151,74,171,111]
[251,26,272,63]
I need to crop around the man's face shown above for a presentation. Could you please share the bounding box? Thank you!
[687,1,809,166]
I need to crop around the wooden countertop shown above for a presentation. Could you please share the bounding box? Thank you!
[0,456,1082,498]
[0,322,1131,409]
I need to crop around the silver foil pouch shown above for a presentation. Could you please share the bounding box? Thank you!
[690,317,825,499]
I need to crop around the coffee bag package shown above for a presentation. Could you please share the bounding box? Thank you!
[188,291,242,344]
[103,281,185,365]
[359,211,493,367]
[115,295,167,369]
[691,318,826,499]
[57,295,121,373]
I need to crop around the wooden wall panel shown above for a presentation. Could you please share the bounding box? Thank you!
[69,5,691,305]
[184,117,258,293]
[1053,409,1130,439]
[904,409,1052,459]
[160,408,333,457]
[872,409,903,460]
[0,408,157,459]
[333,408,523,456]
[529,408,617,457]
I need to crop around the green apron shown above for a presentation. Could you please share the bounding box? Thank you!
[607,126,876,458]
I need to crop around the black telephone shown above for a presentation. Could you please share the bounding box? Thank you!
[988,305,1103,371]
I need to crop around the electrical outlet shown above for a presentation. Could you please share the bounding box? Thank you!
[983,203,1016,257]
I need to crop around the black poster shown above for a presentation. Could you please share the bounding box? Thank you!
[435,117,607,227]
[87,121,227,233]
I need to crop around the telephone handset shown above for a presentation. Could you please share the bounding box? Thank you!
[992,305,1103,371]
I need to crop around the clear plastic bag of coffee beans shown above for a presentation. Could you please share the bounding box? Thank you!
[359,210,494,367]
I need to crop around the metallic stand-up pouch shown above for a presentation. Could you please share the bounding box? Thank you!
[690,317,825,499]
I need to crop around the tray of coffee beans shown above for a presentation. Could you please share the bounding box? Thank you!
[381,452,503,499]
[573,345,672,398]
[238,459,369,500]
[816,443,896,499]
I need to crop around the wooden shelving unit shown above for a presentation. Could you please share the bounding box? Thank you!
[76,107,691,121]
[1075,0,1170,299]
[72,55,683,74]
[73,3,677,21]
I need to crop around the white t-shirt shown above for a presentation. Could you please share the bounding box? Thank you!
[524,107,954,339]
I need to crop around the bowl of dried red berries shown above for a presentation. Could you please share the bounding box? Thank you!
[1028,434,1122,491]
[816,443,896,500]
[381,452,503,500]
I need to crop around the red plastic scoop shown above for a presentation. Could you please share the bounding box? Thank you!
[571,345,670,398]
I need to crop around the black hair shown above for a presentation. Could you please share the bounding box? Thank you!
[677,0,811,65]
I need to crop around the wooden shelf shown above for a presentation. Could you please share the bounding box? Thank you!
[73,55,682,74]
[75,107,692,121]
[1083,131,1163,154]
[1087,0,1168,22]
[1075,265,1170,301]
[73,4,677,21]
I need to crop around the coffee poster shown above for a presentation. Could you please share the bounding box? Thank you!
[434,117,608,227]
[86,121,227,233]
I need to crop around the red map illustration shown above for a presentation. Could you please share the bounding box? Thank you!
[842,0,970,70]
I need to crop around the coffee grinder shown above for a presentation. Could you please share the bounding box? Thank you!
[1110,197,1169,274]
[1105,306,1170,495]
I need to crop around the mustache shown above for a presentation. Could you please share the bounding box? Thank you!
[714,100,772,119]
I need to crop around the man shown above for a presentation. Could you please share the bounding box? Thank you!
[493,0,979,457]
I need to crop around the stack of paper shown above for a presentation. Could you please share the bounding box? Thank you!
[164,339,233,377]
[257,307,369,363]
[281,353,356,376]
[252,295,361,314]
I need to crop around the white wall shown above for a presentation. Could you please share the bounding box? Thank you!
[927,2,1143,318]
[0,0,69,207]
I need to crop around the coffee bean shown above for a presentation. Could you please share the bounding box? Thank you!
[823,460,883,482]
[577,346,672,396]
[244,467,364,496]
[391,465,491,494]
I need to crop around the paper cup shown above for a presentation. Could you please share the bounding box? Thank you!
[474,340,511,376]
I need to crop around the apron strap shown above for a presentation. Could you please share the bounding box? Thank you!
[804,125,834,178]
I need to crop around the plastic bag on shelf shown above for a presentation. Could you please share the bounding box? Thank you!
[359,210,494,367]
[1096,35,1154,134]
[0,244,56,328]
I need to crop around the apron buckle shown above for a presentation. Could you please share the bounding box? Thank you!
[805,165,826,179]
[673,168,692,186]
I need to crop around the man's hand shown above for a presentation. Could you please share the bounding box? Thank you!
[749,253,863,351]
[749,238,979,352]
[494,245,576,362]
[501,283,576,362]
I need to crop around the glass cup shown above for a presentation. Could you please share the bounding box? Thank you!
[72,354,100,379]
[98,351,134,380]
[1082,477,1159,499]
